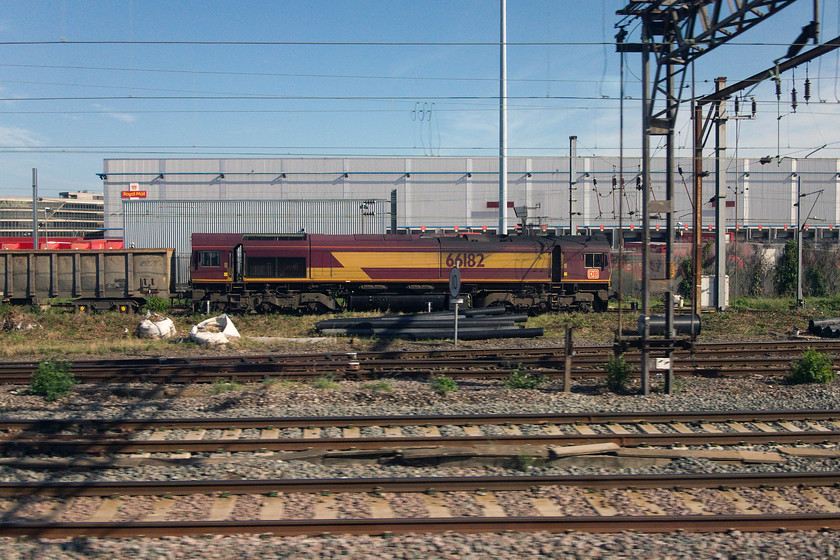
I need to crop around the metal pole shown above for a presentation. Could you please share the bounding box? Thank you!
[692,104,703,315]
[665,51,676,395]
[453,300,459,347]
[640,25,651,395]
[569,136,577,233]
[797,174,803,306]
[564,326,573,393]
[714,77,728,310]
[498,0,508,235]
[618,50,625,340]
[32,169,38,250]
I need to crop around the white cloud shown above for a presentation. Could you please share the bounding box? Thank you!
[91,103,137,123]
[105,112,137,123]
[0,126,44,147]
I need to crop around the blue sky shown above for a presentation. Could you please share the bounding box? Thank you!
[0,0,835,197]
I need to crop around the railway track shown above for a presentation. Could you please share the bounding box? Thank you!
[2,410,839,456]
[2,472,840,537]
[0,339,837,383]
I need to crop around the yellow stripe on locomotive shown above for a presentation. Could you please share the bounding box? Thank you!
[308,250,551,281]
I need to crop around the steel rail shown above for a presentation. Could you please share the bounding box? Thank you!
[2,471,840,497]
[0,358,817,383]
[0,339,836,371]
[3,513,840,538]
[0,339,834,383]
[1,429,838,454]
[1,409,838,432]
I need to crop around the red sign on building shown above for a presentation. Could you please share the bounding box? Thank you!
[121,190,147,198]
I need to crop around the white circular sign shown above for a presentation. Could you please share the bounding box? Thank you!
[449,266,461,298]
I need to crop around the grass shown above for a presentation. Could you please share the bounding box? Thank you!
[362,380,394,392]
[312,376,341,389]
[0,298,836,361]
[210,377,244,394]
[430,375,458,395]
[504,369,546,389]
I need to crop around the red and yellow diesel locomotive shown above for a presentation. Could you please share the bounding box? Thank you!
[190,232,611,314]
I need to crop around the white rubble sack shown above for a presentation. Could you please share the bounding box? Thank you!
[189,314,241,346]
[136,312,177,339]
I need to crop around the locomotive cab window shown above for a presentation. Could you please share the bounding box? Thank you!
[584,253,606,269]
[199,251,221,267]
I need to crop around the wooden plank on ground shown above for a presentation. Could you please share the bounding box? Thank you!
[617,448,785,463]
[549,442,620,458]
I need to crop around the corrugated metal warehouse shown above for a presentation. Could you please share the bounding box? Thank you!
[101,156,840,280]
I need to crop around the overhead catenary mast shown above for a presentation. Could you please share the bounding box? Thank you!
[498,0,508,235]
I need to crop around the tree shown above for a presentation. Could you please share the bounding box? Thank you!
[774,240,798,297]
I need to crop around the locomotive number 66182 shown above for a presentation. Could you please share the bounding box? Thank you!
[445,252,485,268]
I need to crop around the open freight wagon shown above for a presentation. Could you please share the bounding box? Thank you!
[0,248,175,312]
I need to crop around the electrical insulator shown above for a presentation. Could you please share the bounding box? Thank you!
[751,97,757,117]
[791,87,798,112]
[805,78,811,103]
[775,78,782,100]
[734,97,740,115]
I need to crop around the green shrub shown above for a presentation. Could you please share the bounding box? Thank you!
[787,349,835,384]
[806,268,828,297]
[430,375,458,395]
[30,359,76,401]
[604,354,633,392]
[677,258,693,300]
[505,369,546,389]
[143,297,170,314]
[775,240,798,297]
[515,455,537,471]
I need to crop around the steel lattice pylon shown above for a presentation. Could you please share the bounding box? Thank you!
[615,0,800,395]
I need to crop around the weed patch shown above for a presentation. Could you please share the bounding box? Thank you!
[604,354,633,393]
[787,349,835,384]
[362,381,393,392]
[430,375,458,395]
[30,359,76,401]
[312,376,340,389]
[505,369,546,389]
[210,377,244,394]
